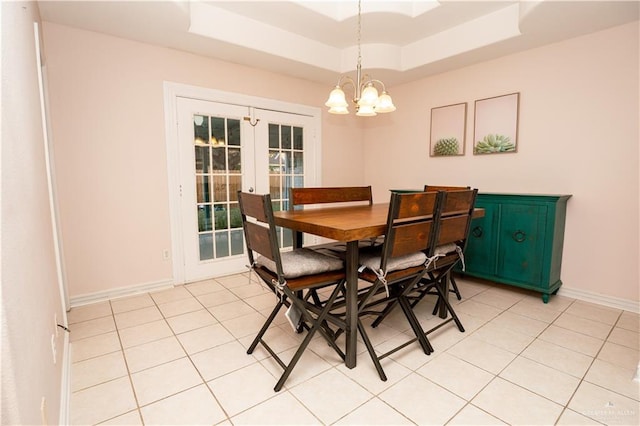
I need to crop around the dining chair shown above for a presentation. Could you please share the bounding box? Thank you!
[423,184,471,301]
[238,191,348,391]
[410,188,478,320]
[350,191,446,381]
[289,186,374,251]
[369,189,477,339]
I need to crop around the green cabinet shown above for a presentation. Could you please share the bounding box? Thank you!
[460,193,571,302]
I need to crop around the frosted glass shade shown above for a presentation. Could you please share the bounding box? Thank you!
[358,84,379,107]
[325,87,348,108]
[375,92,396,113]
[356,104,376,116]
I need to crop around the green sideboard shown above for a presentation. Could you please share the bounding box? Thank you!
[458,193,572,303]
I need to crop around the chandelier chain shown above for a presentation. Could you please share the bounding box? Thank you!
[357,0,362,67]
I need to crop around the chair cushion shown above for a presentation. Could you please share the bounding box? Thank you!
[434,242,458,256]
[257,248,344,279]
[359,247,427,273]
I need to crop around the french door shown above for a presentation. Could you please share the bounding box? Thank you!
[175,96,317,283]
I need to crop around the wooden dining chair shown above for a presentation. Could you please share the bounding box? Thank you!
[369,189,477,337]
[410,188,478,320]
[289,186,374,250]
[351,191,447,381]
[238,191,348,391]
[423,185,471,301]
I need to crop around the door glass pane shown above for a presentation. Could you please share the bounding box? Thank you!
[193,113,245,262]
[230,230,244,255]
[215,232,229,258]
[214,204,227,230]
[269,176,281,199]
[294,152,304,174]
[281,125,292,149]
[229,176,241,201]
[196,175,210,203]
[198,205,212,232]
[268,123,304,248]
[194,146,210,174]
[228,119,240,145]
[228,148,241,171]
[268,123,279,148]
[229,203,241,229]
[212,147,225,172]
[293,127,303,150]
[211,117,225,144]
[213,175,227,202]
[194,115,209,144]
[199,233,213,260]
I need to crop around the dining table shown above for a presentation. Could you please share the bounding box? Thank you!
[273,202,483,369]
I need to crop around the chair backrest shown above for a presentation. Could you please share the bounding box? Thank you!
[379,191,442,272]
[432,189,478,251]
[289,186,373,209]
[424,185,470,192]
[237,191,284,278]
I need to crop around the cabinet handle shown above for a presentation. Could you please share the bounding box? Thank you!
[513,230,526,242]
[472,226,483,238]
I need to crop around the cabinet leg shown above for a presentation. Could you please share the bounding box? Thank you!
[542,293,549,303]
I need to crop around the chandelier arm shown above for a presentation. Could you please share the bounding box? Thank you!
[362,79,388,93]
[337,75,356,90]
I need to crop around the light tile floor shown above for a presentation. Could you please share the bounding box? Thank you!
[68,273,640,425]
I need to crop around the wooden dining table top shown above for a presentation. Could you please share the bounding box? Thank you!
[273,203,484,242]
[273,203,391,242]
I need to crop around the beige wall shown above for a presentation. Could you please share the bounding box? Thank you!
[1,2,66,424]
[42,20,638,307]
[363,22,639,304]
[42,22,364,298]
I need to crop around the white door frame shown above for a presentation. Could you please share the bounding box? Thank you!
[163,82,322,284]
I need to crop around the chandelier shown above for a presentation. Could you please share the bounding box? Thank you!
[325,0,396,116]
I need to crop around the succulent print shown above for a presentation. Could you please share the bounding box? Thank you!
[433,137,460,156]
[474,134,515,154]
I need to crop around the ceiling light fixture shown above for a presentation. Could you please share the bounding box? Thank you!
[325,0,396,116]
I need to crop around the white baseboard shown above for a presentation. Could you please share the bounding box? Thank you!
[558,286,640,314]
[58,330,71,425]
[69,279,175,308]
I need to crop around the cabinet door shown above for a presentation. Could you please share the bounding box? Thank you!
[463,201,498,275]
[497,204,546,286]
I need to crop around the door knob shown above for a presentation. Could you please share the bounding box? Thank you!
[248,187,254,193]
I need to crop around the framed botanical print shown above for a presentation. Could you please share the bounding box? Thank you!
[473,92,520,155]
[430,102,467,157]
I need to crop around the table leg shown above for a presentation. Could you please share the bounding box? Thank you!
[345,240,358,368]
[293,230,303,249]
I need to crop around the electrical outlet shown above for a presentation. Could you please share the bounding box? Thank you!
[162,249,170,260]
[50,334,56,364]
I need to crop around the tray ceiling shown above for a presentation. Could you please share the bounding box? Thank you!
[38,1,639,86]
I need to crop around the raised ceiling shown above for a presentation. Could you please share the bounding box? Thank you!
[38,1,639,87]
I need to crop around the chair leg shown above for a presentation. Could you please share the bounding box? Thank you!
[247,299,284,354]
[357,319,387,381]
[397,295,433,354]
[432,279,465,332]
[450,273,462,300]
[273,282,345,392]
